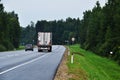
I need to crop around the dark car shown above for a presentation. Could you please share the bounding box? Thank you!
[25,44,33,51]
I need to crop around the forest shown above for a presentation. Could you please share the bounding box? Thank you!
[0,1,21,51]
[80,1,120,64]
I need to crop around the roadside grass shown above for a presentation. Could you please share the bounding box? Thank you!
[0,46,25,52]
[67,44,120,80]
[16,46,25,50]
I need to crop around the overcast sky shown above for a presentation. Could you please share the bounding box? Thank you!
[1,0,106,27]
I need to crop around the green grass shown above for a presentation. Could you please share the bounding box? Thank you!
[67,44,120,80]
[16,46,25,50]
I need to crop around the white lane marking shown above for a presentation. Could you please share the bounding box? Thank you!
[0,53,49,75]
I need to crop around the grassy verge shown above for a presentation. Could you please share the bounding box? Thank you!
[67,44,120,80]
[16,46,25,50]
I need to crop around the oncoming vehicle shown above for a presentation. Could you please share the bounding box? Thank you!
[25,44,33,51]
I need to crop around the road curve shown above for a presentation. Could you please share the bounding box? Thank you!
[0,45,65,80]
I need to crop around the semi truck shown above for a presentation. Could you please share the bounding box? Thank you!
[37,32,52,52]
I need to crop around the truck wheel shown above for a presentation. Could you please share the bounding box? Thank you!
[38,50,42,52]
[48,46,52,52]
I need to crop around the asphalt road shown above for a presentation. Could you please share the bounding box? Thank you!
[0,45,65,80]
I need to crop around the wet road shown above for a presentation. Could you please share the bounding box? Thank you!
[0,45,65,80]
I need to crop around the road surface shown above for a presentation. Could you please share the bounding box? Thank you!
[0,45,65,80]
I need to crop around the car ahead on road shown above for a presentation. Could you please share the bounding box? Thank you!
[25,44,34,51]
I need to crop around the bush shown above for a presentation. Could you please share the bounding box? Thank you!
[0,44,6,51]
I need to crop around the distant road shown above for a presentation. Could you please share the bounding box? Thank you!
[0,45,65,80]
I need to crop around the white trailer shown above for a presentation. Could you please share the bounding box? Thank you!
[37,32,52,52]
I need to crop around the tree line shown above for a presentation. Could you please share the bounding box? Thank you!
[35,18,80,45]
[21,18,80,45]
[0,1,21,51]
[79,0,120,64]
[20,21,36,45]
